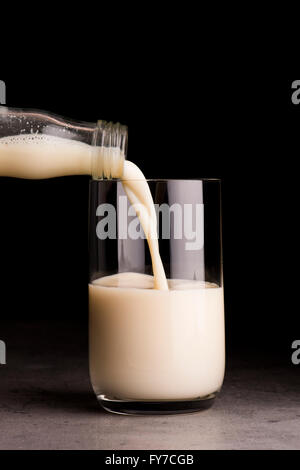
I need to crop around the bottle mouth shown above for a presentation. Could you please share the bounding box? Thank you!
[91,121,128,180]
[96,120,128,156]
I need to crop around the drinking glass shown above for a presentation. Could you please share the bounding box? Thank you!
[89,179,225,415]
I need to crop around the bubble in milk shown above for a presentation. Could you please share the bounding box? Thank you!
[0,133,89,146]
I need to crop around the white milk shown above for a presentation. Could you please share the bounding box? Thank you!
[121,161,168,290]
[0,134,93,179]
[89,272,225,400]
[0,133,126,180]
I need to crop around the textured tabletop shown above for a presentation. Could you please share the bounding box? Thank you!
[0,322,299,450]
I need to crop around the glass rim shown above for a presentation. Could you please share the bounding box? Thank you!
[91,178,221,183]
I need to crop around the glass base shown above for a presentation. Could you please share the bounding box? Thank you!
[97,393,217,415]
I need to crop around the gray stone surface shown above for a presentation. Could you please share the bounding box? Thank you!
[0,322,299,450]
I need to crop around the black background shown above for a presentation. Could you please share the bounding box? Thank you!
[0,75,294,362]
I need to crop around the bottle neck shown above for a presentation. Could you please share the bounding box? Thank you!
[91,120,128,180]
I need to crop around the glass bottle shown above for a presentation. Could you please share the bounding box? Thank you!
[0,106,127,179]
